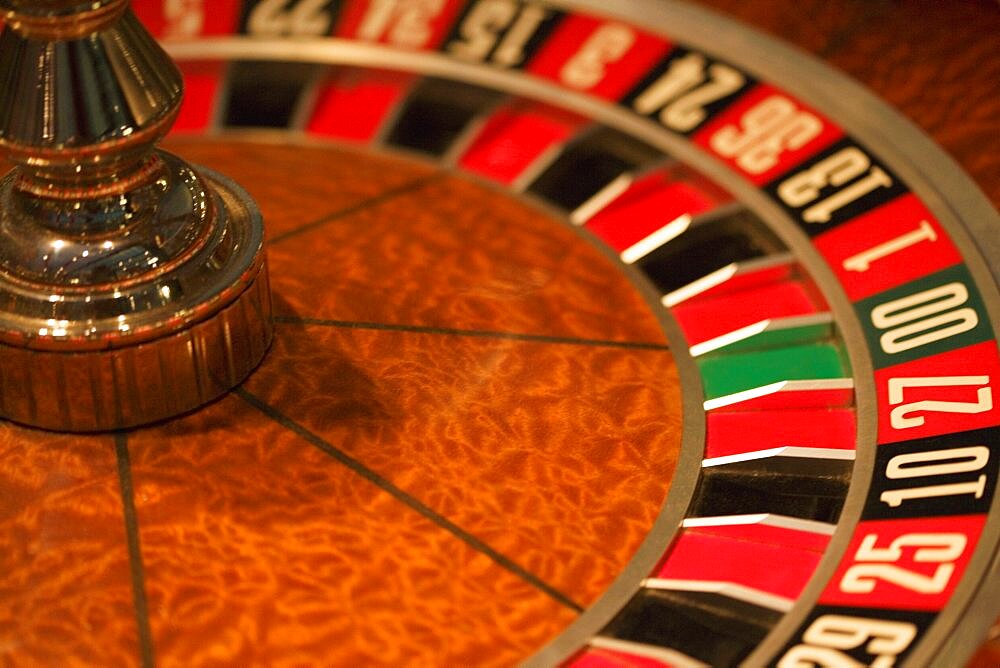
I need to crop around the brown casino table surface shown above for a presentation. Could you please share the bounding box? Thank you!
[0,1,998,666]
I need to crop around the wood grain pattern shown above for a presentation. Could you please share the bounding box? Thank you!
[126,395,579,667]
[0,429,139,667]
[0,144,682,665]
[259,149,668,344]
[163,139,437,241]
[244,323,680,605]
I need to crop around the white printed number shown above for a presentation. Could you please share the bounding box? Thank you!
[248,0,333,36]
[888,376,992,429]
[778,146,892,223]
[870,282,979,355]
[356,0,446,48]
[778,615,916,668]
[880,446,990,508]
[560,23,635,89]
[842,220,937,273]
[840,532,966,595]
[632,52,745,132]
[164,0,205,38]
[709,95,822,174]
[447,0,549,67]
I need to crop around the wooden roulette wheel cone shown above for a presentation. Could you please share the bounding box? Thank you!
[0,0,272,431]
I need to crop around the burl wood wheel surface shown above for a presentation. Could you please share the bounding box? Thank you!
[1,141,685,665]
[1,1,999,666]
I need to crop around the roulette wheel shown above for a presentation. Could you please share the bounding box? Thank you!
[0,0,998,665]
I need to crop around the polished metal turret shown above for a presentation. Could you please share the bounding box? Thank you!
[0,0,272,431]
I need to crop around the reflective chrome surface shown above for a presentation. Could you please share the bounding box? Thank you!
[0,1,272,431]
[0,8,178,188]
[0,1,130,41]
[0,152,266,350]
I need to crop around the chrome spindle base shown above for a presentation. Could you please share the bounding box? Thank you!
[0,1,272,431]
